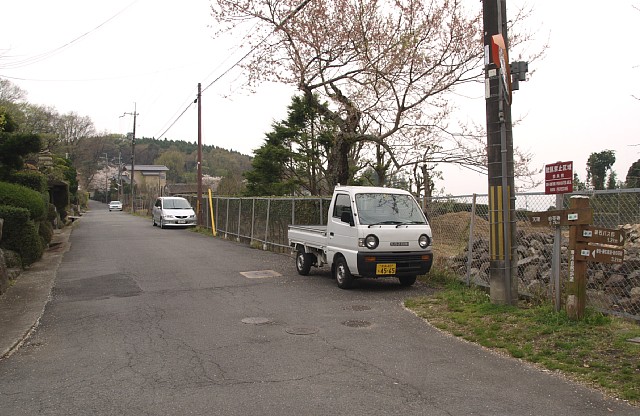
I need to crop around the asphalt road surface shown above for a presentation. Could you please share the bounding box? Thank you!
[0,201,637,415]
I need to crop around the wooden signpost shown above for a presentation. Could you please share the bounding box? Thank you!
[527,196,626,320]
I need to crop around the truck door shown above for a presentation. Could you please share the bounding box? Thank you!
[327,192,359,271]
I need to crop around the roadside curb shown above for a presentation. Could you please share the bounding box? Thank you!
[0,223,74,359]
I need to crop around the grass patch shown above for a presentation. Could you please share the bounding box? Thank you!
[408,270,640,405]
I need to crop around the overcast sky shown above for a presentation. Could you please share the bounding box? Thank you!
[1,0,639,196]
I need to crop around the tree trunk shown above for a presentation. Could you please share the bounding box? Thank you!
[326,135,351,188]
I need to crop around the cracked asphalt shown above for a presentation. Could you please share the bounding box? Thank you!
[0,200,637,415]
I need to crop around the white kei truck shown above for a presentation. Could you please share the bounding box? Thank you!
[288,186,434,289]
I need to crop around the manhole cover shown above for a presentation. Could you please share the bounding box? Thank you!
[240,270,282,279]
[285,326,318,335]
[342,320,371,328]
[241,317,271,325]
[344,305,371,311]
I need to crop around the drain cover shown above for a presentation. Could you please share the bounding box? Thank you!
[342,320,371,328]
[285,326,318,335]
[241,317,271,325]
[240,270,282,279]
[344,305,371,311]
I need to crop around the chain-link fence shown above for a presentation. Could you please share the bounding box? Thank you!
[200,189,640,321]
[198,196,332,253]
[426,189,640,321]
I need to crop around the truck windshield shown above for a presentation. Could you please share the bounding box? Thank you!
[354,193,426,225]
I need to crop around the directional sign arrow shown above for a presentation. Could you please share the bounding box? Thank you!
[576,226,625,246]
[527,208,593,227]
[575,243,625,264]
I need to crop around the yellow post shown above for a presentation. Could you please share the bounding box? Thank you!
[208,189,217,237]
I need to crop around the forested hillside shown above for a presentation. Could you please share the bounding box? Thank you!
[74,135,253,194]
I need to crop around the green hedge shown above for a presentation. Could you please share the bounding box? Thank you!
[0,181,46,221]
[38,220,53,247]
[0,205,43,266]
[9,170,48,193]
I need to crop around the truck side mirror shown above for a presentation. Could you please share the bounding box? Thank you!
[340,211,354,226]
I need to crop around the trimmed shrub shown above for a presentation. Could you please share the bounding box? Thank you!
[0,205,43,266]
[46,203,62,228]
[9,170,48,193]
[50,182,70,219]
[0,181,46,221]
[38,220,53,247]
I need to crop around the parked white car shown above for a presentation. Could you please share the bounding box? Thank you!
[108,200,123,211]
[152,197,197,228]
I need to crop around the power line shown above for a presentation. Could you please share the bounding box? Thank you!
[0,0,140,70]
[154,0,315,138]
[202,0,314,94]
[154,101,196,140]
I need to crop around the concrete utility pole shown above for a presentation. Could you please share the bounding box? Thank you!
[118,152,123,201]
[121,104,138,214]
[483,0,518,305]
[103,153,109,203]
[197,83,203,226]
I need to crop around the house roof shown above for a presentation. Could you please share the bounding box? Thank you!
[123,165,169,172]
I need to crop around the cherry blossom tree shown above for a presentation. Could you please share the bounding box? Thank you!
[210,0,541,193]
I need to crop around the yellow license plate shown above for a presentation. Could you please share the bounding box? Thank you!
[376,263,396,275]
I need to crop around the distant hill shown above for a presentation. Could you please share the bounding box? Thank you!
[73,135,254,193]
[134,137,253,179]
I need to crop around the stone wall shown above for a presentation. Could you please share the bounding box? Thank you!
[448,224,640,317]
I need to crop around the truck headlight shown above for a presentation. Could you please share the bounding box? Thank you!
[418,234,431,248]
[359,234,379,249]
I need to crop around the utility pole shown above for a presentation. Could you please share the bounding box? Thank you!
[103,153,109,203]
[197,83,203,226]
[121,104,138,214]
[483,0,518,305]
[118,152,123,201]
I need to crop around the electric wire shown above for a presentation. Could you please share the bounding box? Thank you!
[153,0,314,138]
[154,100,196,140]
[0,0,140,70]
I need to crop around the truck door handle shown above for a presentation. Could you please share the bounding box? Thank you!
[330,232,334,236]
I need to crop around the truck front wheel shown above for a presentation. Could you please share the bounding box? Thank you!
[296,251,314,276]
[334,257,354,289]
[398,275,417,287]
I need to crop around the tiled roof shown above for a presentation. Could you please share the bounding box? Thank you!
[123,165,169,172]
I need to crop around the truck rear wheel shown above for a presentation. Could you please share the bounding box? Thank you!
[398,275,417,287]
[296,251,314,276]
[335,257,354,289]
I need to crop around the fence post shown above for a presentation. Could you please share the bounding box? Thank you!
[236,198,241,242]
[551,193,563,312]
[292,198,295,225]
[465,194,477,286]
[250,198,255,245]
[215,197,219,235]
[264,199,271,251]
[225,198,230,239]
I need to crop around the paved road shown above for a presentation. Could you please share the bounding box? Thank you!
[0,201,637,415]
